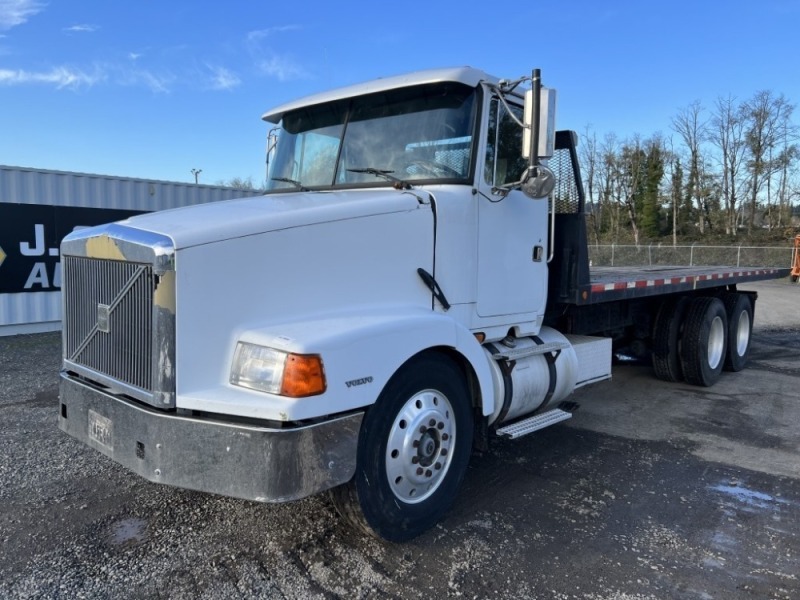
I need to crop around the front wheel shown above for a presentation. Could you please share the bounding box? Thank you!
[330,354,473,542]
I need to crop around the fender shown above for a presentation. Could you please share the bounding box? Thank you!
[179,307,496,422]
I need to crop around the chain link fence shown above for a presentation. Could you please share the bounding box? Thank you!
[588,244,794,269]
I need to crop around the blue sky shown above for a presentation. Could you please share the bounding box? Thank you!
[1,0,799,186]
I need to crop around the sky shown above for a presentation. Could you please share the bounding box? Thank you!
[1,0,799,187]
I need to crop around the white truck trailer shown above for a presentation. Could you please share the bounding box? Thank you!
[58,67,789,541]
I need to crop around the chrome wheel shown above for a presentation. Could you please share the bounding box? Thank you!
[734,309,750,357]
[385,389,455,504]
[708,315,725,369]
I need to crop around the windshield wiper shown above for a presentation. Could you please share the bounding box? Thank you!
[347,168,413,190]
[271,177,310,191]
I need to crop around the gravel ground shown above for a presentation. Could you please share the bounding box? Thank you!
[1,279,798,599]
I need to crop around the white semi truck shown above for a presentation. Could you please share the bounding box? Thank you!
[58,67,788,541]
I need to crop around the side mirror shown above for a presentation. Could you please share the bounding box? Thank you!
[520,69,557,199]
[522,87,557,160]
[520,164,556,199]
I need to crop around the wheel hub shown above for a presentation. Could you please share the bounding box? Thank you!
[385,389,455,504]
[418,430,439,466]
[735,310,750,356]
[708,315,725,369]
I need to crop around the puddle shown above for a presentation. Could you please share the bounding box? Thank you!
[109,517,148,546]
[710,484,787,510]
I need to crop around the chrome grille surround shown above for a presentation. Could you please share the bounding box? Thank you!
[61,223,176,408]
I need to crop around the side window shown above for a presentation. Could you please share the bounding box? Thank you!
[484,99,528,186]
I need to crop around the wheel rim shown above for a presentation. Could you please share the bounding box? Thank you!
[708,315,725,369]
[735,310,750,357]
[385,389,456,504]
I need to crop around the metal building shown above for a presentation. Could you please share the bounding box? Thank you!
[0,165,262,336]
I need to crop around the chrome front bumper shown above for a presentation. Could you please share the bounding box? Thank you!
[58,373,363,503]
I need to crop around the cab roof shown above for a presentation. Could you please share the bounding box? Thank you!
[261,66,497,124]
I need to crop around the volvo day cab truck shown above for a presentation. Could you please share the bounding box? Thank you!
[58,68,788,542]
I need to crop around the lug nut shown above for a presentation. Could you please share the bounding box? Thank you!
[412,440,419,448]
[440,448,448,456]
[435,462,442,470]
[429,419,436,427]
[412,456,419,464]
[437,422,444,430]
[425,469,432,477]
[442,433,449,441]
[420,426,427,434]
[416,467,424,475]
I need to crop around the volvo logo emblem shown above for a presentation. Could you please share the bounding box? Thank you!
[97,304,110,333]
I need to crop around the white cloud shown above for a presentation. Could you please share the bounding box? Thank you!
[206,64,240,91]
[245,25,308,81]
[128,52,142,61]
[63,24,99,33]
[0,65,104,89]
[118,68,173,93]
[257,55,307,81]
[0,0,45,31]
[246,25,300,45]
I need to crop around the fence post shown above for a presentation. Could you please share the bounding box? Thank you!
[648,243,652,266]
[737,243,742,267]
[690,242,696,267]
[611,243,615,267]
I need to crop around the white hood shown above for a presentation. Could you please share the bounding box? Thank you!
[118,188,427,250]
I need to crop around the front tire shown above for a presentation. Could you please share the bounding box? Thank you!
[330,354,473,542]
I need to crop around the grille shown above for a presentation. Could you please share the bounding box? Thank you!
[63,256,155,393]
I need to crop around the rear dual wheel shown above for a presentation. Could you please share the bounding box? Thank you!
[652,296,690,382]
[680,297,728,387]
[722,293,753,372]
[652,293,752,387]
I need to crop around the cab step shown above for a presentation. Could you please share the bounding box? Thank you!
[495,408,572,439]
[491,341,569,361]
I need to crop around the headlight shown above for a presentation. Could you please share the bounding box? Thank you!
[230,342,326,397]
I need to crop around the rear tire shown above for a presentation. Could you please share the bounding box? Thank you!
[330,353,473,542]
[722,293,753,372]
[652,296,689,382]
[680,297,728,387]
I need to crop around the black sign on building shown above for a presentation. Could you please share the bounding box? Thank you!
[0,204,143,295]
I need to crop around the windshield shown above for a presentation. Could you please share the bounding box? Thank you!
[266,82,477,192]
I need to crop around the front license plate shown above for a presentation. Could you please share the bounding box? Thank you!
[88,409,114,450]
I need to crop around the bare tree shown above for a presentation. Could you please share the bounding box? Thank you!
[671,101,708,232]
[216,176,266,192]
[710,95,748,236]
[617,136,646,246]
[580,126,602,244]
[763,96,798,228]
[599,134,621,241]
[742,91,795,233]
[664,137,681,246]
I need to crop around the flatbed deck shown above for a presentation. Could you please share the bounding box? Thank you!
[576,266,790,305]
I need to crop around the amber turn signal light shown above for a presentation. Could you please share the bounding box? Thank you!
[280,354,327,397]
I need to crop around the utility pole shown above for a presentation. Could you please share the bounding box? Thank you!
[191,168,202,184]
